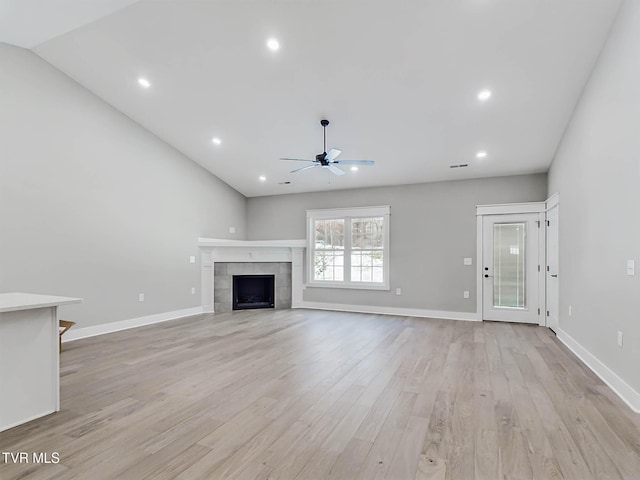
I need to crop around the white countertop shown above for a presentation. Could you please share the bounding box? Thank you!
[0,293,82,313]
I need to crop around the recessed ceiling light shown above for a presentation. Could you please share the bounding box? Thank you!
[259,175,267,182]
[350,166,359,172]
[266,38,280,51]
[138,77,151,88]
[476,150,488,159]
[211,137,222,145]
[477,89,492,101]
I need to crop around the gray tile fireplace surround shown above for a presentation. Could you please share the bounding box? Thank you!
[214,262,292,313]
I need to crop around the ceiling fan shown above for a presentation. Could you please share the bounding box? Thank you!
[280,119,375,176]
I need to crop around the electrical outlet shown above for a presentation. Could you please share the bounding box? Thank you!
[139,293,144,302]
[229,226,236,234]
[463,291,470,299]
[395,288,402,295]
[191,287,196,295]
[463,257,473,266]
[617,331,623,348]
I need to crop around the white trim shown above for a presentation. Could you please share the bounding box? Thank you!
[304,282,389,291]
[306,205,391,219]
[0,409,56,433]
[198,238,306,248]
[476,202,546,216]
[62,306,204,343]
[476,214,483,318]
[297,301,480,322]
[307,206,391,290]
[546,192,560,210]
[556,328,640,413]
[537,211,546,327]
[545,197,560,332]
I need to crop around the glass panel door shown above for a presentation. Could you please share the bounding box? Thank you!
[482,213,541,324]
[493,223,526,309]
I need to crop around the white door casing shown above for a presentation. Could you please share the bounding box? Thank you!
[477,203,545,325]
[546,197,559,332]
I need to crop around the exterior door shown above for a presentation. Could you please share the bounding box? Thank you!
[546,204,559,331]
[482,213,541,324]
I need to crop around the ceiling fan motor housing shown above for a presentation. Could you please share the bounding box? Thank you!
[316,152,329,165]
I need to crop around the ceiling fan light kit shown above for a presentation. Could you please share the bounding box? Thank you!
[280,119,375,176]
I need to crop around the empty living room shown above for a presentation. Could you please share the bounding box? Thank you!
[1,1,639,479]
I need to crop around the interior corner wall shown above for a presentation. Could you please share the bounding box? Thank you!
[547,0,640,398]
[247,174,547,314]
[0,44,247,328]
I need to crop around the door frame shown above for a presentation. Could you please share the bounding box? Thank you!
[545,193,560,332]
[476,202,546,326]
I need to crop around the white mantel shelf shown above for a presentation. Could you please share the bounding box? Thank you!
[198,238,306,248]
[198,238,306,313]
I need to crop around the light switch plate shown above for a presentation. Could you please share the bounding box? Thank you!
[627,259,635,276]
[189,256,196,264]
[464,257,473,266]
[463,291,470,299]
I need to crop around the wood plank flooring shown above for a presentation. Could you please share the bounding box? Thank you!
[1,309,639,479]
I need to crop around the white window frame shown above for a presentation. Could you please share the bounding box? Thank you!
[306,205,390,290]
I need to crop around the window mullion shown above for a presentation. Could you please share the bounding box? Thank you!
[344,216,352,283]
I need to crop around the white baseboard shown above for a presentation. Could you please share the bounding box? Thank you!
[1,409,56,433]
[62,306,204,343]
[556,328,640,413]
[297,301,480,322]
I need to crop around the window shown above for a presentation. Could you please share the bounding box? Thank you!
[307,206,390,289]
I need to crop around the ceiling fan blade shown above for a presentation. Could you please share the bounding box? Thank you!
[290,164,318,174]
[327,164,346,176]
[280,157,315,162]
[333,160,375,166]
[326,149,342,161]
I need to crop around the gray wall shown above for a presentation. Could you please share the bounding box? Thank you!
[548,0,640,394]
[0,44,247,328]
[248,174,547,313]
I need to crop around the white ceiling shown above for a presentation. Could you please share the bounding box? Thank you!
[3,0,622,197]
[0,0,139,48]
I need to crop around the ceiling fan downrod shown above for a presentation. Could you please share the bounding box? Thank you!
[321,119,329,154]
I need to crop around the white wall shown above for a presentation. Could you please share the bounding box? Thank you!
[548,0,640,407]
[248,174,547,316]
[0,44,247,328]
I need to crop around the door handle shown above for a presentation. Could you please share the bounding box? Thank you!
[550,274,558,278]
[484,274,492,278]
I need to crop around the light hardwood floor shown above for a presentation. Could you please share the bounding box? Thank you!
[1,309,639,479]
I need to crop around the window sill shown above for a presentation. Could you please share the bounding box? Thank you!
[306,282,390,291]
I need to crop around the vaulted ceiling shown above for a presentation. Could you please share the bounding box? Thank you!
[1,0,622,196]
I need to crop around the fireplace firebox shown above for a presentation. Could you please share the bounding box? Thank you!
[233,274,275,310]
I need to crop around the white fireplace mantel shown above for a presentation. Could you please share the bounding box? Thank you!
[198,238,306,312]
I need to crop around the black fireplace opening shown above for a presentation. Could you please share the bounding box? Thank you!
[233,274,275,310]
